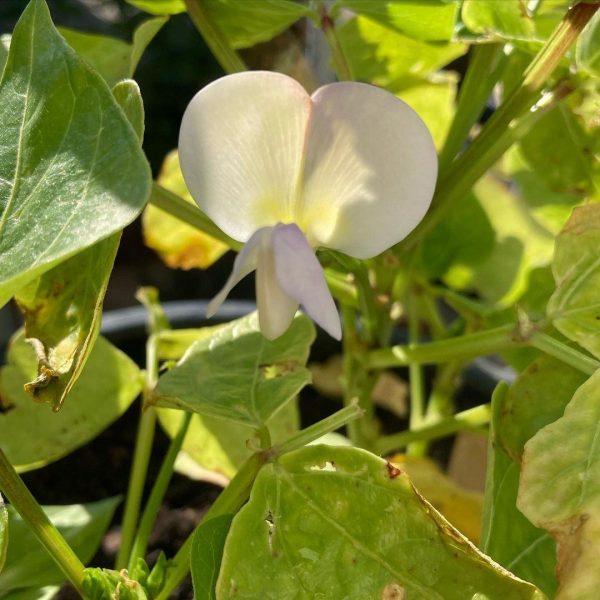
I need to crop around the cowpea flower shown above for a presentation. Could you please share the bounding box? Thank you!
[179,72,437,340]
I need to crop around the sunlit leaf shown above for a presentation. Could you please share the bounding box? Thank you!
[548,204,600,360]
[112,80,145,142]
[337,0,460,41]
[0,0,151,309]
[143,151,227,270]
[0,498,120,593]
[217,445,545,599]
[0,333,141,472]
[152,313,314,427]
[481,384,557,598]
[577,9,600,75]
[518,369,600,599]
[0,494,7,575]
[191,514,234,600]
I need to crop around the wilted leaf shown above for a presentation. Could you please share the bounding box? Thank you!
[548,204,600,360]
[518,369,600,599]
[143,151,228,270]
[0,498,120,593]
[217,445,545,599]
[153,313,314,427]
[0,333,141,472]
[191,514,234,600]
[481,384,557,598]
[0,0,151,308]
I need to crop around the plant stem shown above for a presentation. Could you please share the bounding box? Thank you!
[439,43,507,172]
[407,290,426,456]
[530,332,600,375]
[323,267,359,307]
[155,452,268,600]
[0,449,86,595]
[128,412,192,570]
[150,183,241,250]
[183,0,247,73]
[317,1,352,80]
[116,335,160,570]
[375,404,491,456]
[270,401,364,458]
[368,324,520,370]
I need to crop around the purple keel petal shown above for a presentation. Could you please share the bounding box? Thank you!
[207,226,271,318]
[272,223,341,340]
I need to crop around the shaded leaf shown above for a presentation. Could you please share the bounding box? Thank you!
[518,369,600,599]
[153,313,314,427]
[0,0,151,308]
[0,498,120,592]
[481,383,557,598]
[1,586,60,600]
[143,151,227,270]
[0,333,141,472]
[191,514,234,600]
[548,204,600,360]
[112,80,145,142]
[337,0,460,41]
[218,445,545,599]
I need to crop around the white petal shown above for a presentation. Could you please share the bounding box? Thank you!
[272,224,341,340]
[298,82,438,258]
[206,226,269,318]
[179,72,311,242]
[256,229,299,340]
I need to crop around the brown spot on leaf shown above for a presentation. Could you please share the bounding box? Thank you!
[386,462,402,479]
[381,583,406,600]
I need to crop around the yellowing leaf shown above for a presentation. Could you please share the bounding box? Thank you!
[143,150,228,269]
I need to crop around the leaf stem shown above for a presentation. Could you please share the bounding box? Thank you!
[375,404,491,456]
[530,332,599,375]
[128,411,192,570]
[0,449,86,595]
[316,0,352,81]
[183,0,247,74]
[407,290,426,456]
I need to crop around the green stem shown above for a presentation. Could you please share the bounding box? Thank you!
[407,291,426,456]
[155,452,267,600]
[0,449,86,595]
[128,412,192,570]
[116,336,160,570]
[270,401,364,458]
[439,43,507,172]
[317,1,352,80]
[375,404,491,456]
[530,332,600,375]
[323,267,359,307]
[150,183,241,250]
[183,0,247,73]
[368,324,520,370]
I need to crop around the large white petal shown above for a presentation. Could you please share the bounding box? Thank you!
[298,82,438,258]
[255,229,299,340]
[179,71,311,242]
[272,224,341,340]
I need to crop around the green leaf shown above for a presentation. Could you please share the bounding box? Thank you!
[126,0,186,14]
[0,498,120,592]
[60,16,167,88]
[518,369,600,599]
[152,313,314,427]
[191,514,234,600]
[0,494,7,575]
[337,0,460,41]
[462,0,536,41]
[481,384,557,598]
[0,35,10,74]
[0,333,142,472]
[0,0,151,309]
[217,445,546,599]
[337,15,466,88]
[497,355,587,463]
[112,80,145,143]
[84,568,148,600]
[159,399,299,480]
[548,204,600,360]
[577,9,600,75]
[1,586,60,600]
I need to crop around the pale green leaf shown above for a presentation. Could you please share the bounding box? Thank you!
[126,0,186,14]
[548,204,600,360]
[0,498,120,593]
[0,494,7,575]
[217,445,546,599]
[462,0,536,41]
[152,313,314,427]
[0,0,151,309]
[0,333,142,472]
[337,0,460,41]
[577,9,600,75]
[518,369,600,599]
[481,384,557,598]
[1,586,60,600]
[191,514,234,600]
